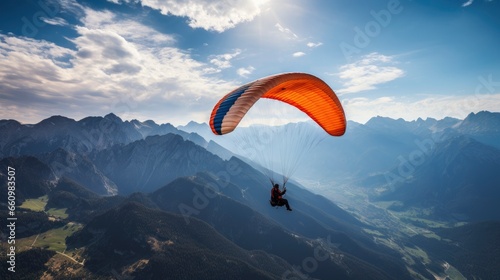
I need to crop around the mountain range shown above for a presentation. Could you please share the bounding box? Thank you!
[1,111,499,279]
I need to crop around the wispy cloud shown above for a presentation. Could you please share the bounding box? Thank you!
[275,23,298,39]
[237,66,255,77]
[41,17,69,26]
[81,8,175,45]
[307,42,322,48]
[292,52,305,57]
[462,0,474,7]
[337,53,404,94]
[207,49,241,72]
[119,0,270,32]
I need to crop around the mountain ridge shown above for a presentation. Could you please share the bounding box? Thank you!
[378,134,500,221]
[1,111,500,279]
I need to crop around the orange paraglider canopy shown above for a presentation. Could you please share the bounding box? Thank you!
[210,72,346,136]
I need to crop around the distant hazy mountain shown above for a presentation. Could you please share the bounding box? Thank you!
[0,113,236,194]
[1,112,499,279]
[0,114,142,157]
[177,120,216,143]
[176,116,464,183]
[455,111,500,149]
[38,148,118,195]
[0,113,221,158]
[2,112,499,219]
[377,135,500,221]
[90,133,228,194]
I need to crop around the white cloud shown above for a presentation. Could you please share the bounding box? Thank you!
[462,0,474,7]
[41,17,68,26]
[0,8,237,125]
[292,52,305,57]
[237,66,255,77]
[81,8,174,45]
[337,53,404,94]
[130,0,270,32]
[58,0,86,17]
[275,23,298,39]
[208,49,241,71]
[306,42,322,48]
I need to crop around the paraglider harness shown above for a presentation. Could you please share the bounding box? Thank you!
[269,179,287,208]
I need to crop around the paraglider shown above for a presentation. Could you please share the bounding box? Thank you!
[270,183,292,211]
[210,72,346,136]
[209,72,346,210]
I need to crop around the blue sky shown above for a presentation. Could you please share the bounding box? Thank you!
[1,0,499,125]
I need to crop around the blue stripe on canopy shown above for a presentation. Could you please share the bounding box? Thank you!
[213,84,251,135]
